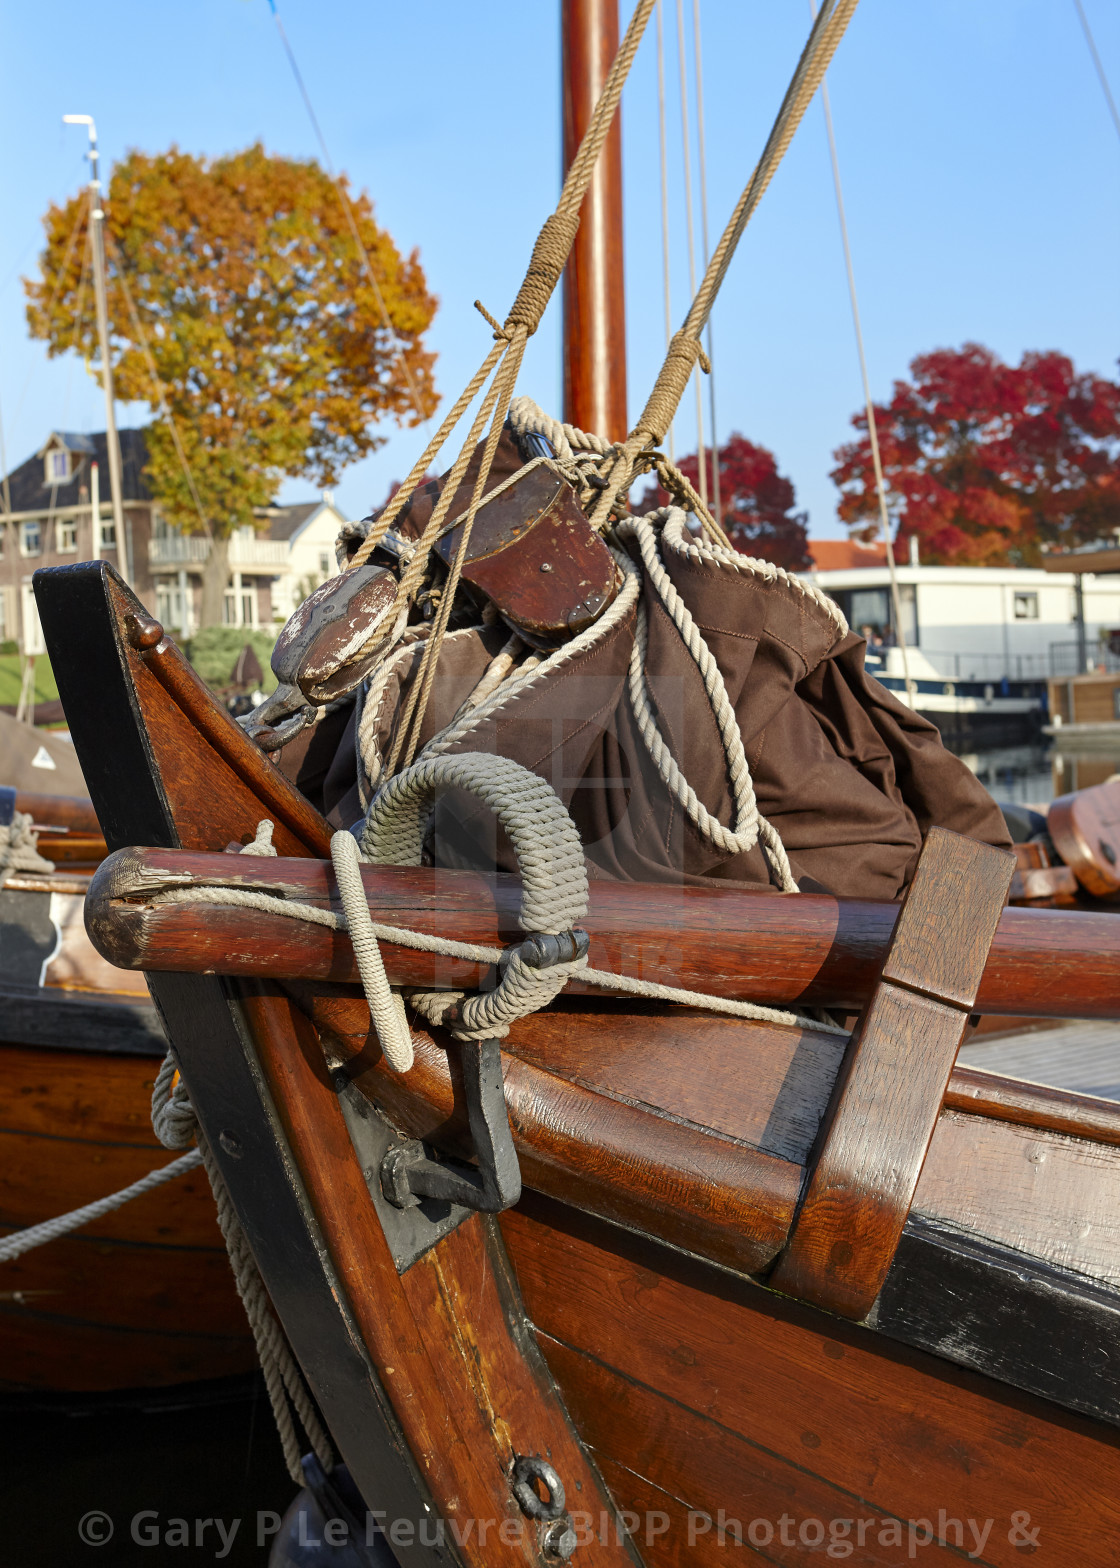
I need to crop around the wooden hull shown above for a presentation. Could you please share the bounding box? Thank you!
[34,560,1120,1564]
[0,1039,254,1393]
[0,871,254,1393]
[503,1194,1120,1564]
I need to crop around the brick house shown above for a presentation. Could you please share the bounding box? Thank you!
[0,429,156,651]
[1,429,347,649]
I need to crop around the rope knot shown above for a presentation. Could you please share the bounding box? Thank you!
[634,332,704,445]
[504,211,581,336]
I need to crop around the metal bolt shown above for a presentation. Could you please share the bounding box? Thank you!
[542,1519,578,1560]
[540,562,553,572]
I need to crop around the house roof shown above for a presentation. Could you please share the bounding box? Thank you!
[3,428,151,513]
[264,501,324,541]
[38,431,96,457]
[261,499,345,542]
[808,539,890,571]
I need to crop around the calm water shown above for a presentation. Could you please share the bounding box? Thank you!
[957,742,1120,808]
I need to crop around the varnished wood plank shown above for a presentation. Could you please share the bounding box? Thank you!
[545,1339,959,1565]
[915,1109,1120,1287]
[87,844,1120,1019]
[770,831,1015,1319]
[311,994,801,1274]
[945,1067,1120,1149]
[0,1043,251,1391]
[245,990,636,1567]
[501,1196,1120,1567]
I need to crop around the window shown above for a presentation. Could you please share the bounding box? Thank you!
[57,518,78,553]
[0,522,5,560]
[1014,591,1039,620]
[835,583,919,649]
[100,520,116,549]
[20,520,42,556]
[45,448,70,484]
[319,552,331,576]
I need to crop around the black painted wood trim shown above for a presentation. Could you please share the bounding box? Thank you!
[873,1213,1120,1430]
[0,985,166,1056]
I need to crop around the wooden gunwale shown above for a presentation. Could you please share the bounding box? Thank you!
[86,845,1120,1020]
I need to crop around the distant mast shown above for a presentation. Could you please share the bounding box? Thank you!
[561,0,628,442]
[64,115,130,585]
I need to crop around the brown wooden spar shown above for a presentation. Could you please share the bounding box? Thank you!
[562,0,628,440]
[86,844,1120,1019]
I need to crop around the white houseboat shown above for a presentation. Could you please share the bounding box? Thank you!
[804,541,1120,744]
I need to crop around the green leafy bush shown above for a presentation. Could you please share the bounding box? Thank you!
[185,627,278,692]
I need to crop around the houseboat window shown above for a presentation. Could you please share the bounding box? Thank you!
[21,520,42,556]
[100,521,116,549]
[57,519,78,553]
[1013,591,1039,620]
[45,449,70,483]
[836,584,918,647]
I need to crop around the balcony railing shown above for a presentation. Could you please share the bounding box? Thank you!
[148,533,291,571]
[145,533,290,570]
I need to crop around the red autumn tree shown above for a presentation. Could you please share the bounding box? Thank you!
[831,344,1120,566]
[637,433,810,570]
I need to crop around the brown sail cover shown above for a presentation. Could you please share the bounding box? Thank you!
[295,428,1009,901]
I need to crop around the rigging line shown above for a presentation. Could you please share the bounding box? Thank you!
[9,198,88,439]
[107,236,212,540]
[656,0,675,463]
[675,0,707,511]
[265,0,431,429]
[1073,0,1120,147]
[691,0,721,523]
[810,0,914,707]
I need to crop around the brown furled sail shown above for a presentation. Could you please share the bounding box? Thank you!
[35,556,1120,1566]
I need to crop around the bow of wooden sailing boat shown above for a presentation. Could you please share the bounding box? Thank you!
[34,553,1120,1563]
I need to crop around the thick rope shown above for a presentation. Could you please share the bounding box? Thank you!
[150,1054,333,1483]
[587,0,860,530]
[346,0,656,622]
[362,752,590,1040]
[331,830,415,1070]
[0,1149,202,1263]
[0,811,54,886]
[619,510,797,889]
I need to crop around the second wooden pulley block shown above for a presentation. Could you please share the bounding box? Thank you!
[432,457,620,649]
[271,563,400,704]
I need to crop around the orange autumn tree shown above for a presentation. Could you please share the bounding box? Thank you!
[26,144,438,623]
[832,343,1120,566]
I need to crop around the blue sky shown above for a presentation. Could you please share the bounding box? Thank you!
[1,0,1117,539]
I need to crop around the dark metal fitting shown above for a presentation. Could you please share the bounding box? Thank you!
[218,1130,243,1159]
[543,1517,578,1560]
[519,929,590,970]
[511,1455,566,1522]
[379,1143,425,1210]
[378,1038,522,1215]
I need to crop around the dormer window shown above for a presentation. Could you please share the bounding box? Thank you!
[45,448,71,484]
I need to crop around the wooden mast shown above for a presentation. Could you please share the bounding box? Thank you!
[561,0,628,442]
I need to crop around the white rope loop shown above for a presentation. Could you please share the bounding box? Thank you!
[362,752,589,936]
[617,509,798,890]
[331,830,415,1072]
[360,753,590,1040]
